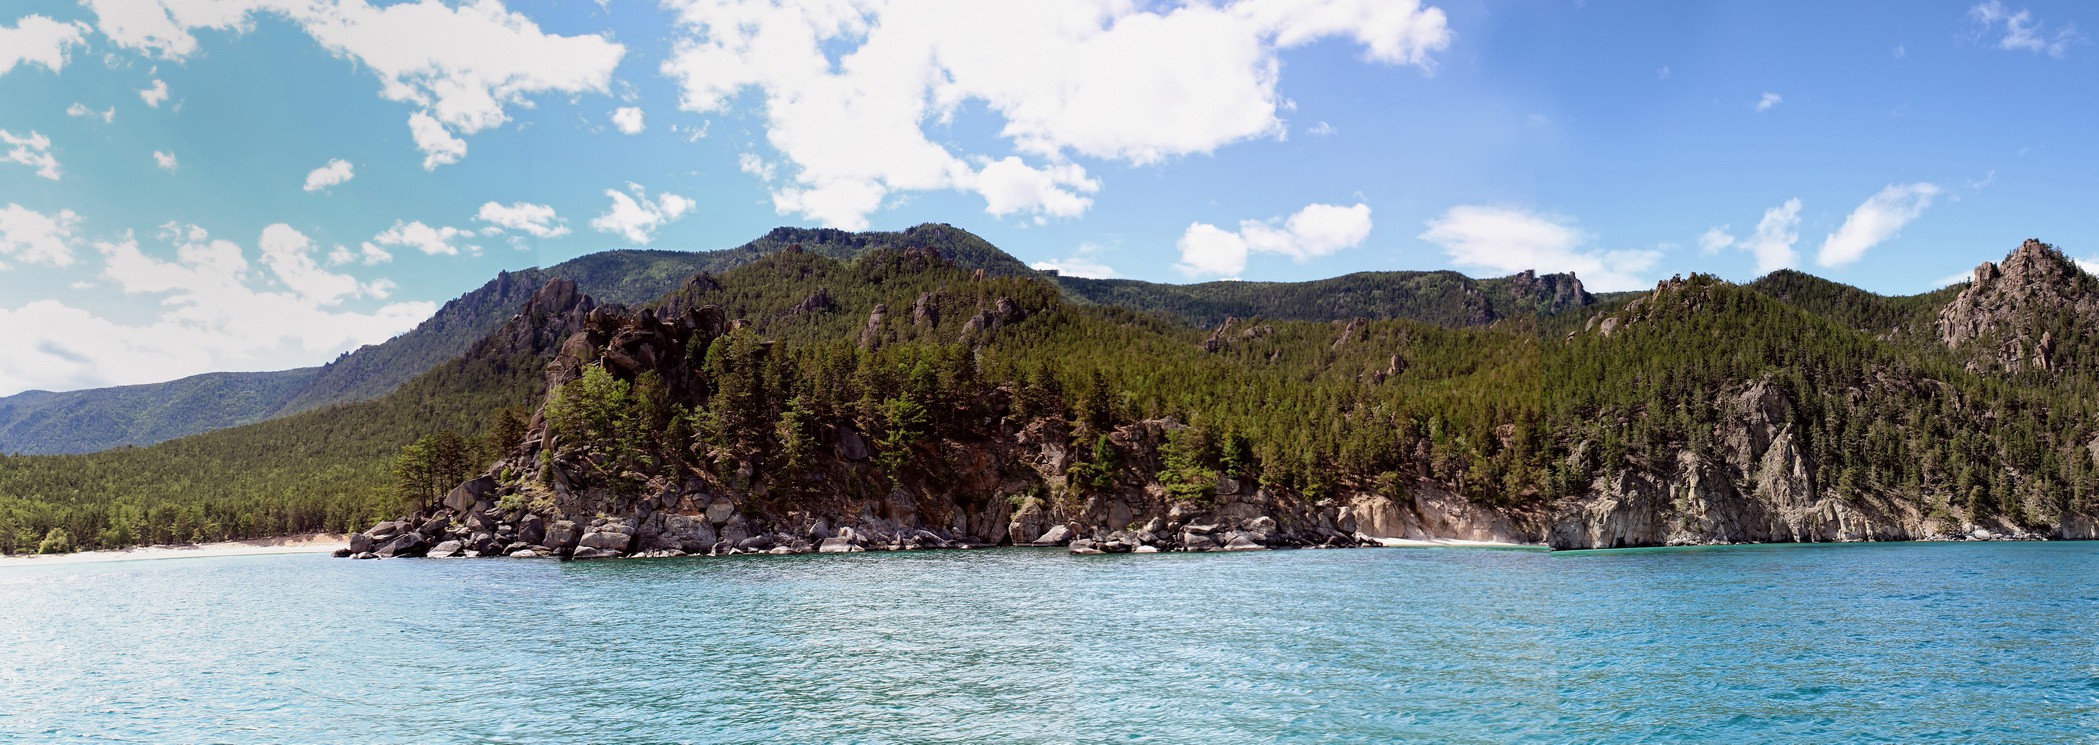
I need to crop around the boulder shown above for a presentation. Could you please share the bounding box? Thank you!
[331,548,352,558]
[349,533,375,554]
[1034,525,1072,546]
[579,530,634,552]
[1182,532,1216,551]
[351,552,378,560]
[570,547,619,560]
[417,516,449,538]
[1067,539,1103,555]
[510,549,540,559]
[518,514,546,547]
[1222,534,1266,551]
[367,521,401,540]
[376,533,429,558]
[430,540,464,558]
[706,500,737,524]
[1133,545,1161,553]
[835,430,871,461]
[818,536,863,553]
[444,475,497,514]
[736,535,775,551]
[545,520,581,550]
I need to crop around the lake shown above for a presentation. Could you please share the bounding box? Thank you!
[2,542,2094,743]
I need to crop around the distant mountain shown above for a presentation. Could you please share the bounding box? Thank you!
[1056,268,1591,328]
[0,224,1590,455]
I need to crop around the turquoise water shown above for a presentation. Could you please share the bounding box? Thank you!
[2,542,2094,743]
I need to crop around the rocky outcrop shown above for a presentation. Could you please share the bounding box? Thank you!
[1936,239,2099,373]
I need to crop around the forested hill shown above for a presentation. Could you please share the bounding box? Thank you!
[3,238,2096,557]
[1057,268,1591,328]
[0,224,1594,455]
[0,225,1022,456]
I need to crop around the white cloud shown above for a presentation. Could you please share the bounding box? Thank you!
[660,0,1450,229]
[85,0,626,168]
[2076,257,2099,276]
[1307,121,1335,136]
[1893,44,1906,59]
[66,102,115,124]
[611,106,644,134]
[1754,92,1782,112]
[328,242,391,266]
[974,157,1100,221]
[0,204,82,268]
[1697,226,1735,255]
[369,220,475,256]
[1176,202,1373,277]
[153,150,179,170]
[1418,205,1660,292]
[1967,1,2084,58]
[138,78,170,107]
[1656,65,1671,79]
[1030,241,1116,279]
[475,201,569,239]
[1816,183,1941,267]
[591,183,694,245]
[0,221,433,395]
[0,130,60,180]
[302,158,355,191]
[407,110,467,169]
[738,152,776,181]
[1700,199,1803,275]
[0,15,90,76]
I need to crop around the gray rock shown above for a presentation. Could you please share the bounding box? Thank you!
[579,530,634,552]
[736,535,775,551]
[1182,532,1216,551]
[351,552,378,560]
[819,536,862,553]
[1222,535,1266,551]
[376,533,429,558]
[511,550,540,559]
[835,430,871,461]
[1184,522,1219,536]
[570,546,619,560]
[1034,525,1072,546]
[444,475,497,514]
[332,548,352,558]
[429,540,464,557]
[706,500,737,524]
[1133,545,1161,553]
[518,514,546,546]
[1068,539,1103,555]
[545,520,581,550]
[348,533,374,554]
[366,521,401,540]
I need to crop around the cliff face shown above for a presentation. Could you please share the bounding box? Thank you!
[1936,239,2099,374]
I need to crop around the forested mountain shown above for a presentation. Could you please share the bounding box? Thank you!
[3,236,2095,556]
[1058,268,1590,327]
[0,224,1589,455]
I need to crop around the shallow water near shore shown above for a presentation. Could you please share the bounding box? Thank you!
[2,541,2094,743]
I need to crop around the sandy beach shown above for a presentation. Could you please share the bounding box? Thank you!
[0,533,347,567]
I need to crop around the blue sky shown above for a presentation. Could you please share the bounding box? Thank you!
[0,0,2094,395]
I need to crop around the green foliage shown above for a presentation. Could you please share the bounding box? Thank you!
[1157,427,1219,503]
[36,527,72,555]
[1068,434,1118,493]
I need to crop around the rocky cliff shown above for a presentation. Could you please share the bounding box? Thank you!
[1936,239,2099,374]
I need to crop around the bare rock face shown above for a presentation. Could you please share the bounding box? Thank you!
[1936,239,2099,373]
[858,304,887,349]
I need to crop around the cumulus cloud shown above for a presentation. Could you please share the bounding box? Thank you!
[407,110,466,170]
[1754,92,1782,112]
[1176,202,1373,278]
[368,220,475,256]
[591,183,694,245]
[0,129,60,180]
[84,0,626,169]
[1967,1,2084,58]
[0,15,90,76]
[1816,183,1941,267]
[660,0,1450,228]
[611,106,644,134]
[66,102,115,124]
[0,221,432,394]
[153,150,179,170]
[138,78,170,107]
[0,203,82,269]
[1030,241,1117,279]
[738,152,776,182]
[475,201,569,239]
[303,158,354,191]
[1698,199,1803,275]
[1419,205,1660,292]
